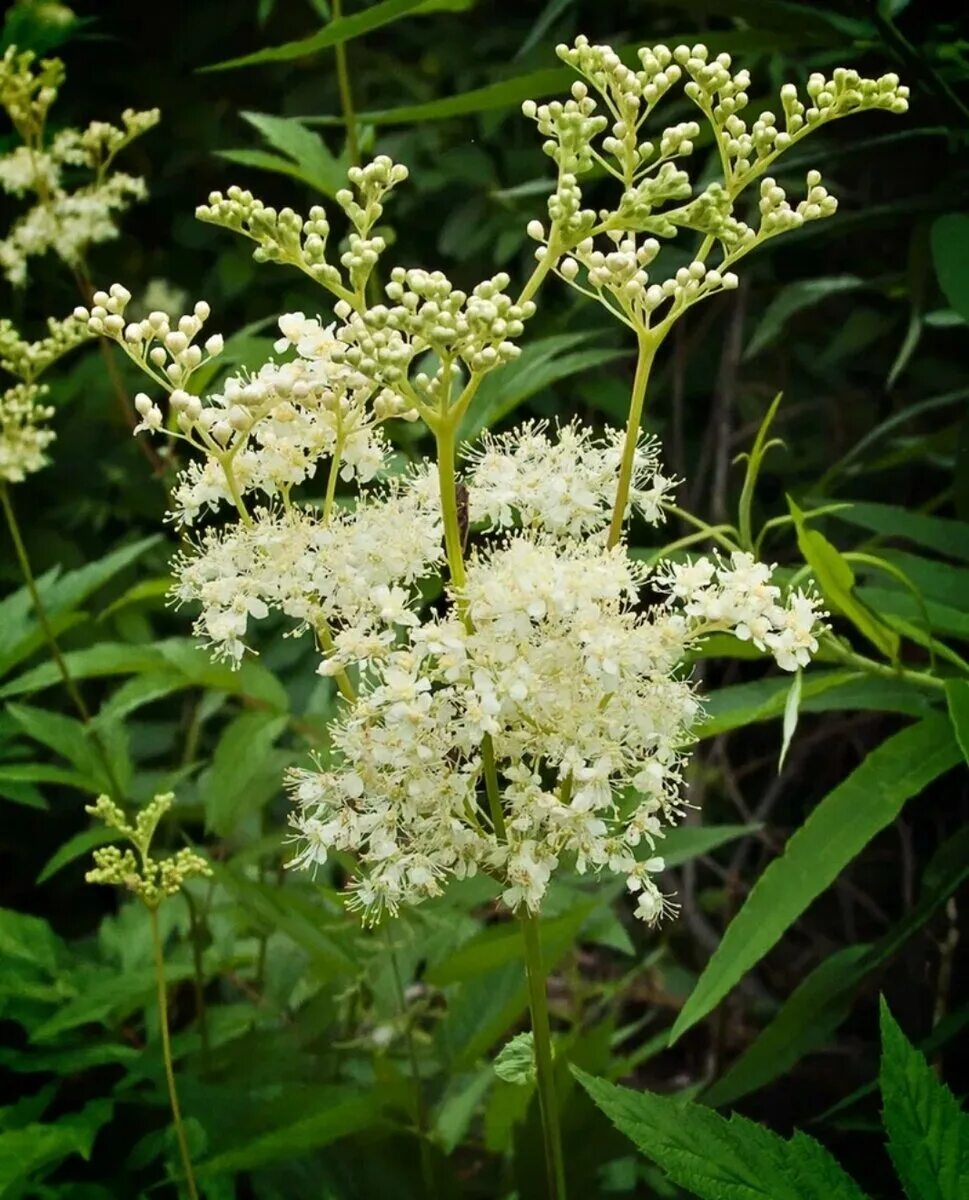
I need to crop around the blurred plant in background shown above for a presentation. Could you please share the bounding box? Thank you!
[1,1,968,1198]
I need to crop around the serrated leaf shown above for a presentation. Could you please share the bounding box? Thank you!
[880,999,969,1200]
[670,715,960,1043]
[0,643,163,698]
[199,710,288,835]
[0,1099,113,1192]
[574,1067,869,1200]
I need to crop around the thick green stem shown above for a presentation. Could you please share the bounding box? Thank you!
[435,420,467,592]
[521,912,567,1200]
[149,907,200,1200]
[607,333,658,548]
[0,484,123,799]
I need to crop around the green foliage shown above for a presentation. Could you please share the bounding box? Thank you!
[1,3,967,1198]
[579,1001,969,1199]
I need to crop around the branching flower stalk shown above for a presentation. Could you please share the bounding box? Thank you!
[79,35,908,1199]
[0,312,129,798]
[86,793,211,1200]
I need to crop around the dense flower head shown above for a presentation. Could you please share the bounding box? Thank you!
[0,380,55,483]
[465,420,674,537]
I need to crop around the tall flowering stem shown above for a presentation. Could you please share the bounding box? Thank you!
[522,912,568,1199]
[149,905,201,1200]
[607,331,660,548]
[86,793,210,1199]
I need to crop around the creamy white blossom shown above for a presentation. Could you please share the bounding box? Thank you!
[0,46,158,284]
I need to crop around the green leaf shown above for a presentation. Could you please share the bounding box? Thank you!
[202,0,429,71]
[705,823,969,1107]
[435,1070,493,1154]
[789,497,899,660]
[697,669,904,740]
[0,908,65,975]
[944,681,969,765]
[880,998,969,1200]
[0,643,163,698]
[197,1089,383,1174]
[659,824,759,867]
[574,1067,869,1200]
[220,112,347,197]
[199,710,288,836]
[779,669,803,771]
[493,1031,536,1085]
[459,334,629,441]
[5,703,100,784]
[0,1100,113,1192]
[829,503,969,565]
[930,214,969,324]
[36,825,117,885]
[704,945,871,1107]
[670,715,960,1043]
[744,277,866,360]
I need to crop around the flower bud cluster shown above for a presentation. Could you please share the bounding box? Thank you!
[0,46,63,134]
[678,44,909,188]
[198,156,409,305]
[335,267,537,379]
[76,286,222,432]
[198,187,345,294]
[0,313,91,382]
[0,48,156,284]
[560,234,737,329]
[85,792,211,908]
[522,37,907,335]
[0,311,92,483]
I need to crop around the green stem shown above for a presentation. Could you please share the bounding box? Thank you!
[822,634,945,692]
[520,912,567,1200]
[149,906,200,1200]
[182,890,210,1063]
[435,419,467,592]
[0,483,123,799]
[384,925,436,1197]
[332,0,360,169]
[607,332,658,549]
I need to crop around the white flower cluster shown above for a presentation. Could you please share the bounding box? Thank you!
[0,46,158,284]
[0,380,55,483]
[173,481,443,668]
[0,312,92,482]
[285,437,823,924]
[465,420,674,536]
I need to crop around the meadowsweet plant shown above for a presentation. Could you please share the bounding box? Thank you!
[86,793,210,1200]
[79,36,907,1199]
[0,44,158,285]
